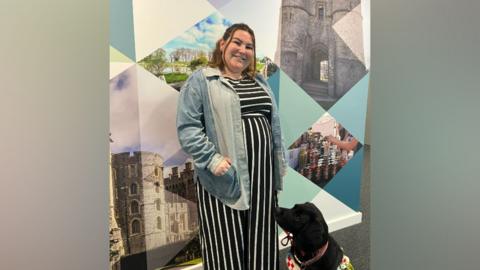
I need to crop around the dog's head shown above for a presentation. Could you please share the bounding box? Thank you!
[275,202,329,254]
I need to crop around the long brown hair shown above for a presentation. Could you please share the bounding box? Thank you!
[208,23,257,78]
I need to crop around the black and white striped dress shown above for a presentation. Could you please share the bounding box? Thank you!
[196,77,278,270]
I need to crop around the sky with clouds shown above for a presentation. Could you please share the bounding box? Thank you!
[110,66,141,153]
[110,65,185,165]
[163,12,232,57]
[161,1,283,61]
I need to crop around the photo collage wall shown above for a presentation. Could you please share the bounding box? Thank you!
[109,0,370,269]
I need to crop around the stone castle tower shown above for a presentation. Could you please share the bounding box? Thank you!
[276,0,366,108]
[109,151,124,270]
[111,151,196,256]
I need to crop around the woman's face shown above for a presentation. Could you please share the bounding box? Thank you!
[220,30,254,76]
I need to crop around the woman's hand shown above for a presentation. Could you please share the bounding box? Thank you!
[213,157,232,176]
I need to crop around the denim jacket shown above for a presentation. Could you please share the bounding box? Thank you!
[176,67,287,209]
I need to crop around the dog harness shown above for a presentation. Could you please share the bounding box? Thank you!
[282,232,354,270]
[286,252,354,270]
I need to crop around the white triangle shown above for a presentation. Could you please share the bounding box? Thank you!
[311,189,362,232]
[361,0,371,70]
[132,0,216,61]
[110,62,135,79]
[332,4,365,65]
[135,65,183,161]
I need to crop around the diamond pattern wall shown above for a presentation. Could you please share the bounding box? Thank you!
[110,1,370,269]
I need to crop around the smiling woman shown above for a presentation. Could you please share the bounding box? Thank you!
[176,23,287,270]
[219,30,255,78]
[209,23,257,79]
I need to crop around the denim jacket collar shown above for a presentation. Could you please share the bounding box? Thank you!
[203,66,222,78]
[203,67,269,87]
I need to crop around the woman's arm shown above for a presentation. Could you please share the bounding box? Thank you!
[326,135,358,151]
[176,72,224,173]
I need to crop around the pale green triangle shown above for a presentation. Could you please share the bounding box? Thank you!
[110,46,134,63]
[278,70,326,146]
[328,73,369,144]
[110,0,136,60]
[278,167,322,208]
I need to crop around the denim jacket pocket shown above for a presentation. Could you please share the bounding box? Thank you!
[211,165,240,201]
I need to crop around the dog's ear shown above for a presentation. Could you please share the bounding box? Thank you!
[309,225,329,248]
[303,203,322,218]
[303,202,321,216]
[295,223,329,253]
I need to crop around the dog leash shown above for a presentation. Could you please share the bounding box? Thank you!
[281,232,294,247]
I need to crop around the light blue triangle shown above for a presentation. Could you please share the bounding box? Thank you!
[324,146,364,211]
[278,70,326,146]
[110,0,136,61]
[328,73,369,144]
[267,70,280,106]
[278,167,321,208]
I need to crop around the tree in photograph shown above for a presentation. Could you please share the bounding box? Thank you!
[140,48,167,76]
[170,49,182,62]
[189,54,208,72]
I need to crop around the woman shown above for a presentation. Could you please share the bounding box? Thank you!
[176,23,287,270]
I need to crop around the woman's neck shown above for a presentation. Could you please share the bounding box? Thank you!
[221,68,243,80]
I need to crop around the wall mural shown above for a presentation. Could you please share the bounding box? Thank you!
[110,0,370,269]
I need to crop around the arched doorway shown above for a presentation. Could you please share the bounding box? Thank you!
[301,43,329,100]
[309,43,329,82]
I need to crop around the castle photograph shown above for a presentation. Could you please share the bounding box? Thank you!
[276,0,369,109]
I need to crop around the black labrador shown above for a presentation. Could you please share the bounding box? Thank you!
[275,202,352,270]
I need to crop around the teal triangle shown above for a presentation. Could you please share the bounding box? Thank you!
[267,70,280,106]
[110,0,136,61]
[324,146,364,211]
[328,73,369,144]
[278,70,326,146]
[278,167,321,208]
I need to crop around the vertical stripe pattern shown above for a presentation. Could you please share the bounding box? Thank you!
[196,77,278,270]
